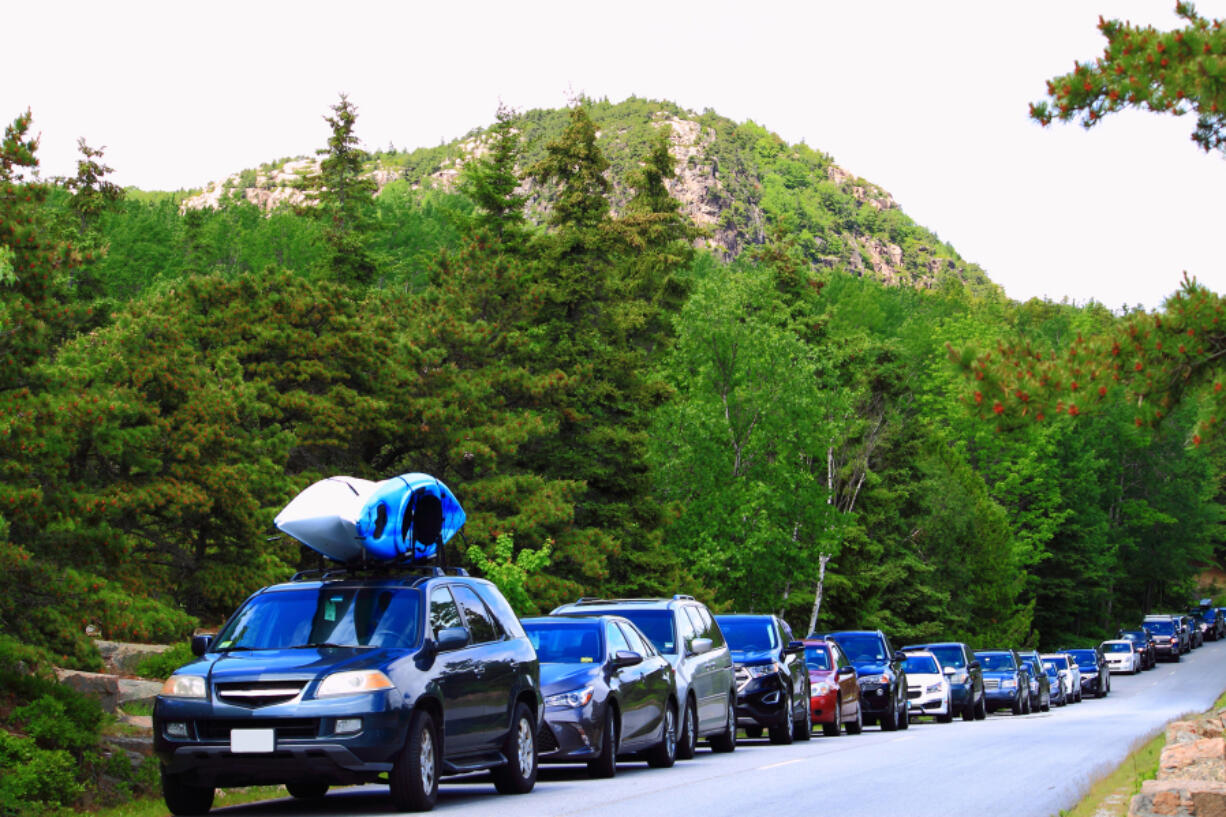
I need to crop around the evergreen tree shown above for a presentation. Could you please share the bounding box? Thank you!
[310,93,377,286]
[460,103,528,247]
[62,138,123,236]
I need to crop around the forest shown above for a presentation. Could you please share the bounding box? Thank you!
[1,93,1223,742]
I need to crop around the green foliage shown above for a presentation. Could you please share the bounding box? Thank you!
[131,640,194,680]
[309,94,378,285]
[0,731,83,815]
[466,533,552,615]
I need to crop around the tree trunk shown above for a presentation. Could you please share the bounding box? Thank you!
[807,553,830,635]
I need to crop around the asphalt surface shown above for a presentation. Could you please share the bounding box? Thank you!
[206,640,1226,817]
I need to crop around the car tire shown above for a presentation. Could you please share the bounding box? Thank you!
[898,700,910,730]
[822,697,843,737]
[768,691,795,745]
[676,699,698,760]
[162,768,215,817]
[492,702,537,795]
[793,681,811,741]
[937,697,953,724]
[389,709,439,812]
[961,697,975,722]
[745,726,763,739]
[880,695,899,731]
[708,693,737,753]
[845,701,864,735]
[1097,680,1107,699]
[587,705,618,779]
[647,701,678,767]
[286,781,329,799]
[1010,695,1024,716]
[974,694,987,720]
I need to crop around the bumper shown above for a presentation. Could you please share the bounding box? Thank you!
[809,689,839,725]
[857,684,895,716]
[1154,642,1178,658]
[154,693,408,787]
[907,690,948,715]
[1105,660,1133,673]
[1080,675,1103,693]
[983,687,1021,709]
[538,703,604,762]
[735,675,789,727]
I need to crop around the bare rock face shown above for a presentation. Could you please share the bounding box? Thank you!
[1160,739,1226,783]
[1130,714,1226,816]
[1130,779,1226,816]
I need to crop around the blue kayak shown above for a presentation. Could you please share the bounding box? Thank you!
[274,472,466,564]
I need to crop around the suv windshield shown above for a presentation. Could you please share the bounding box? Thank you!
[522,621,602,664]
[719,618,778,653]
[609,610,678,655]
[1069,650,1098,669]
[830,633,887,663]
[926,645,967,668]
[1046,655,1069,670]
[1145,620,1174,635]
[974,652,1016,671]
[213,586,421,651]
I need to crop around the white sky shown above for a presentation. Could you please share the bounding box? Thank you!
[6,1,1225,311]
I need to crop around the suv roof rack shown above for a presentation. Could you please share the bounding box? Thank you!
[290,565,470,583]
[570,597,674,605]
[672,594,695,601]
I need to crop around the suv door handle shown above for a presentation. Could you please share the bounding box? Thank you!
[473,665,485,678]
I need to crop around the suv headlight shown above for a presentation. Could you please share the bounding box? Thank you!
[745,663,782,678]
[317,670,394,698]
[1001,678,1017,689]
[545,686,594,709]
[949,670,969,684]
[161,675,207,699]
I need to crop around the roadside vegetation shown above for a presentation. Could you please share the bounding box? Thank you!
[2,85,1225,812]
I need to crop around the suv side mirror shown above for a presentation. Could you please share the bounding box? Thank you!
[943,666,956,676]
[436,627,470,652]
[690,637,713,655]
[893,651,907,664]
[611,650,642,669]
[837,665,857,678]
[969,660,981,671]
[785,640,806,655]
[191,634,213,657]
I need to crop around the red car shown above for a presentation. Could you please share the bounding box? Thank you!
[803,638,864,736]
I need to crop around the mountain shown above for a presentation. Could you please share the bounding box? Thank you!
[179,97,998,296]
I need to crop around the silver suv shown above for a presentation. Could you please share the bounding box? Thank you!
[551,595,737,758]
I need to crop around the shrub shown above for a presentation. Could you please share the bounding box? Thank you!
[13,695,102,754]
[133,640,195,680]
[0,731,83,815]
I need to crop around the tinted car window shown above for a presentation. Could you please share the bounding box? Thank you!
[451,585,498,644]
[926,645,967,668]
[1069,650,1099,669]
[719,618,778,652]
[804,646,831,670]
[676,607,698,645]
[974,652,1016,671]
[213,587,421,650]
[473,583,525,639]
[524,621,602,663]
[429,586,462,633]
[831,633,887,663]
[1104,643,1132,652]
[831,642,851,668]
[618,622,650,656]
[1046,655,1069,670]
[697,606,724,647]
[903,654,940,674]
[683,606,706,639]
[1146,620,1174,634]
[606,621,631,656]
[615,610,677,654]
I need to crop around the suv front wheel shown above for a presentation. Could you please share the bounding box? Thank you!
[162,767,215,816]
[492,703,537,794]
[390,709,439,812]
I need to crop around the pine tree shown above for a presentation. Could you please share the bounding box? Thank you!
[62,138,123,236]
[310,94,377,286]
[460,103,528,247]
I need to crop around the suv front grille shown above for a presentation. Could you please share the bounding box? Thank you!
[195,718,319,741]
[215,681,307,708]
[984,678,1000,690]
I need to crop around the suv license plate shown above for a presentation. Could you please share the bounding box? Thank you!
[231,729,275,753]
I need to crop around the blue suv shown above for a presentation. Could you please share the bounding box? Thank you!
[154,567,541,814]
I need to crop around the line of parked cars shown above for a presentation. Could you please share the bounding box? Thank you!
[150,568,1224,815]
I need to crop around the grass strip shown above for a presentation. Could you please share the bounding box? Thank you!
[1059,730,1166,817]
[92,786,288,817]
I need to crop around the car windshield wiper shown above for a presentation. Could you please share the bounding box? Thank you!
[295,642,371,649]
[214,645,260,653]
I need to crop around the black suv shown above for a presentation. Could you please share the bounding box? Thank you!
[902,642,986,721]
[551,595,738,757]
[1017,649,1052,713]
[154,568,542,814]
[715,614,811,744]
[1066,647,1111,698]
[821,630,909,731]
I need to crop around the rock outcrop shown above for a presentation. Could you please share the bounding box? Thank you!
[1130,711,1226,816]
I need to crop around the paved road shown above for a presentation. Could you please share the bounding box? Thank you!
[208,641,1226,817]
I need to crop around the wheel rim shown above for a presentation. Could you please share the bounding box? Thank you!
[685,704,695,751]
[665,707,676,757]
[516,717,534,776]
[834,697,842,730]
[419,727,436,792]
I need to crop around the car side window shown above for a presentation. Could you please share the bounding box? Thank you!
[683,606,706,641]
[429,586,462,635]
[618,622,651,656]
[778,618,794,644]
[606,621,631,657]
[473,583,525,639]
[832,642,850,669]
[697,606,725,647]
[676,607,698,646]
[450,585,498,644]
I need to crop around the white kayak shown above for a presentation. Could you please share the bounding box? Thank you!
[273,476,378,564]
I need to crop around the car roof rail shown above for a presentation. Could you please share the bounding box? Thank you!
[672,594,695,601]
[289,564,469,583]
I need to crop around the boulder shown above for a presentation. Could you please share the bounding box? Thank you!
[118,679,163,708]
[1130,779,1226,817]
[95,640,170,676]
[1159,738,1226,783]
[54,669,119,713]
